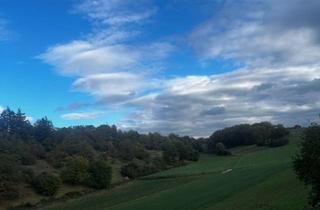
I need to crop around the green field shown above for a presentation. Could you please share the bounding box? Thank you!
[42,129,309,210]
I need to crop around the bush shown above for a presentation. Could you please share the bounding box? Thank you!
[120,162,139,179]
[61,155,89,185]
[162,144,179,165]
[269,137,289,147]
[0,182,20,200]
[19,152,36,165]
[215,143,231,156]
[151,157,166,170]
[187,151,200,161]
[120,162,158,179]
[32,172,61,196]
[20,168,35,184]
[134,148,150,160]
[0,154,20,200]
[86,161,112,189]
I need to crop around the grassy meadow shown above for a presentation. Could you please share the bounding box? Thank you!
[41,129,308,210]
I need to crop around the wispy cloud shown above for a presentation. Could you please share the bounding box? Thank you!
[61,110,105,120]
[0,18,10,41]
[189,0,320,68]
[40,41,140,77]
[40,41,173,77]
[40,0,173,119]
[75,0,156,26]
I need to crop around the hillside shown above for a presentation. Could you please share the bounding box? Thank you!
[41,129,308,210]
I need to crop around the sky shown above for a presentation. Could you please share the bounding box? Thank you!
[1,0,320,137]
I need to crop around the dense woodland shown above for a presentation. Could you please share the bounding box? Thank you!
[208,122,290,154]
[0,108,292,206]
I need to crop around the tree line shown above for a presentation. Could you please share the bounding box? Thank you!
[208,122,290,155]
[0,108,200,201]
[3,107,308,208]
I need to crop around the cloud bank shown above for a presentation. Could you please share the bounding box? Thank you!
[121,67,320,136]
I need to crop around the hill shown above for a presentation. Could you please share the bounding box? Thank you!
[41,129,308,210]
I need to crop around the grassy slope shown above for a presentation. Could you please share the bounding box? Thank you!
[0,160,125,210]
[42,129,308,210]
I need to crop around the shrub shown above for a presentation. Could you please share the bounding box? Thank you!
[61,155,89,185]
[269,137,289,147]
[86,161,112,189]
[162,144,179,165]
[0,154,20,200]
[134,148,150,160]
[215,143,231,156]
[20,168,35,184]
[120,162,140,179]
[151,157,166,170]
[120,162,158,179]
[32,172,61,196]
[0,182,20,200]
[187,151,200,161]
[19,152,36,165]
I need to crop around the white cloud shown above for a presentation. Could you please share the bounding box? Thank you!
[75,0,156,26]
[189,0,320,68]
[61,111,105,120]
[39,0,172,79]
[72,72,150,103]
[0,106,4,113]
[120,66,320,136]
[40,41,173,77]
[40,41,140,77]
[42,0,320,136]
[40,0,173,120]
[26,116,34,123]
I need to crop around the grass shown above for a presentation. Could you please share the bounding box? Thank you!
[41,129,308,210]
[110,160,125,184]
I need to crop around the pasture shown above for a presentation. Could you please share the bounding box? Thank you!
[42,129,308,210]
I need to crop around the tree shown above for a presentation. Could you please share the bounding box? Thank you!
[163,143,179,165]
[120,162,140,179]
[61,155,89,185]
[294,125,320,208]
[0,108,32,138]
[215,142,231,156]
[34,117,54,143]
[0,107,206,201]
[269,136,289,147]
[32,172,61,196]
[0,154,20,200]
[86,160,112,189]
[120,162,158,179]
[208,122,289,151]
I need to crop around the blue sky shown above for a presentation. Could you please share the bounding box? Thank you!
[1,0,320,136]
